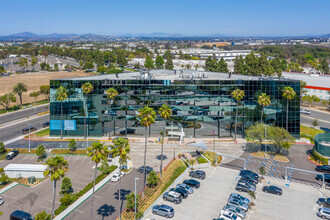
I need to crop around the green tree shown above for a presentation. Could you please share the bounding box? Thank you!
[134,62,140,69]
[87,141,110,220]
[40,62,47,71]
[248,190,256,205]
[194,64,199,70]
[155,55,164,69]
[39,85,50,100]
[68,139,76,151]
[320,58,329,74]
[81,82,94,139]
[29,91,40,104]
[31,56,38,67]
[271,57,283,77]
[36,145,46,158]
[61,176,72,194]
[282,87,296,131]
[19,57,28,67]
[205,56,218,72]
[0,93,16,111]
[106,88,118,139]
[0,142,5,153]
[268,126,295,154]
[144,55,154,70]
[165,57,174,70]
[259,166,266,178]
[311,95,320,104]
[322,100,328,107]
[55,86,68,139]
[231,88,245,140]
[0,66,6,75]
[234,55,246,74]
[99,160,112,174]
[147,171,159,187]
[186,64,191,70]
[257,93,271,122]
[43,155,69,219]
[302,95,313,107]
[0,174,10,184]
[162,49,172,60]
[83,61,94,70]
[126,192,138,211]
[137,106,156,192]
[245,123,266,152]
[312,118,319,127]
[13,82,28,108]
[59,193,74,206]
[97,66,107,73]
[245,52,259,75]
[158,104,172,179]
[35,210,51,220]
[218,57,228,72]
[54,63,59,72]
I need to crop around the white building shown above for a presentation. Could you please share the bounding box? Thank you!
[4,164,48,179]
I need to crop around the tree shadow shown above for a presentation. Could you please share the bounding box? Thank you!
[97,204,116,220]
[114,189,131,201]
[156,154,167,161]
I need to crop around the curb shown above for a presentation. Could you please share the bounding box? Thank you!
[0,182,18,194]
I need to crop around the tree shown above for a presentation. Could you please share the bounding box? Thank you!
[54,63,59,72]
[162,49,172,60]
[126,192,138,211]
[259,166,266,178]
[0,174,10,184]
[35,210,51,220]
[134,62,140,69]
[43,155,69,219]
[40,62,47,71]
[158,104,172,179]
[248,190,256,205]
[68,139,76,151]
[59,193,74,206]
[267,126,295,154]
[137,106,156,192]
[19,57,28,67]
[311,95,320,104]
[257,93,271,122]
[245,52,259,75]
[186,64,191,70]
[81,82,94,139]
[282,87,296,131]
[271,57,282,77]
[234,55,246,74]
[245,123,266,151]
[83,61,94,70]
[55,86,68,139]
[31,56,38,67]
[0,93,16,111]
[302,95,313,107]
[39,85,50,100]
[300,81,307,102]
[87,141,110,220]
[99,160,112,174]
[205,56,218,72]
[231,89,245,140]
[97,66,107,73]
[194,64,199,70]
[155,55,164,69]
[322,100,328,107]
[312,118,319,127]
[13,82,28,108]
[218,57,228,72]
[147,171,159,187]
[320,58,329,74]
[106,88,118,139]
[29,91,40,104]
[0,66,6,75]
[36,145,46,158]
[144,55,154,70]
[165,57,174,70]
[61,176,72,194]
[0,142,5,153]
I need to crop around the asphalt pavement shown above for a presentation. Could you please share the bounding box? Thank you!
[301,108,330,130]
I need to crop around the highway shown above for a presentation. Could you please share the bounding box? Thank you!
[300,108,330,130]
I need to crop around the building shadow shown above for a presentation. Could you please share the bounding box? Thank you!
[97,204,116,220]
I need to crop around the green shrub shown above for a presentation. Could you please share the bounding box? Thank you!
[161,161,187,193]
[300,133,314,143]
[0,142,5,154]
[311,149,328,165]
[147,171,159,187]
[198,157,208,164]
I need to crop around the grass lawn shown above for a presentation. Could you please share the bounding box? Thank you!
[300,125,325,136]
[34,128,50,137]
[0,152,7,160]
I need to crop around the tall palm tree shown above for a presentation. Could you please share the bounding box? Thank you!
[87,141,110,220]
[158,104,172,179]
[43,155,69,220]
[110,137,130,220]
[81,82,94,139]
[257,93,271,123]
[106,88,118,139]
[282,87,296,131]
[231,88,245,141]
[55,86,68,139]
[137,106,156,191]
[13,82,27,108]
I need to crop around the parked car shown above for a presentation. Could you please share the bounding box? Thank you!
[229,193,250,205]
[183,179,200,189]
[227,198,249,212]
[317,198,330,207]
[238,175,258,185]
[120,128,135,135]
[169,188,188,199]
[138,166,153,174]
[10,210,34,220]
[316,165,330,173]
[42,122,50,128]
[189,170,206,180]
[317,207,330,219]
[0,197,4,206]
[220,207,245,219]
[262,185,282,195]
[152,204,175,218]
[163,191,182,204]
[22,127,37,135]
[218,210,241,220]
[239,170,259,179]
[6,150,19,160]
[316,174,330,182]
[238,178,256,188]
[300,108,311,115]
[235,183,255,193]
[111,172,124,182]
[176,183,194,194]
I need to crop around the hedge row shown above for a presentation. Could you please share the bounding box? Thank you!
[311,150,328,165]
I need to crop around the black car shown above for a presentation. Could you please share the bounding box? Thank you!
[240,170,259,179]
[119,128,135,135]
[317,198,330,207]
[22,127,37,135]
[316,174,330,182]
[316,165,330,173]
[6,150,19,160]
[189,170,206,180]
[170,187,188,199]
[10,210,34,220]
[138,166,153,174]
[239,175,258,185]
[183,179,200,189]
[262,185,282,195]
[42,122,50,128]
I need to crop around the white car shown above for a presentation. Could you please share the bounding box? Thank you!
[219,210,242,220]
[0,197,4,205]
[111,172,124,182]
[300,108,311,115]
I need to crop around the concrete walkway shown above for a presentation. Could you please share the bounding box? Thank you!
[54,168,119,220]
[0,182,18,194]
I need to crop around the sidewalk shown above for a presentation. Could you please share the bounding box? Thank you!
[54,167,119,220]
[0,182,18,194]
[0,103,49,117]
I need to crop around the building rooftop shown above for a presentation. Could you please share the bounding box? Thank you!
[282,72,330,88]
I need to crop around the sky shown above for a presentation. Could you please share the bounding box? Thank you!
[1,0,329,36]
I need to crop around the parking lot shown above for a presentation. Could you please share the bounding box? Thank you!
[0,154,98,218]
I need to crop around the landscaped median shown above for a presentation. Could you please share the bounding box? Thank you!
[121,159,188,219]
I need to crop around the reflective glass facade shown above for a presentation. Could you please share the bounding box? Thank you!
[50,76,300,139]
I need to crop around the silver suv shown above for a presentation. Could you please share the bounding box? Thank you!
[317,207,330,219]
[152,204,175,218]
[227,198,249,212]
[222,205,246,219]
[163,191,182,204]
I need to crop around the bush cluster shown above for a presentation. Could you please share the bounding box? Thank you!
[311,150,328,165]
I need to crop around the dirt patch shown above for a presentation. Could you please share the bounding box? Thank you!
[0,71,94,106]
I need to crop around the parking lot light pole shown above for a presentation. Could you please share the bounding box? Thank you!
[212,130,216,165]
[135,177,139,220]
[28,123,31,152]
[263,125,267,158]
[87,124,89,148]
[189,135,192,159]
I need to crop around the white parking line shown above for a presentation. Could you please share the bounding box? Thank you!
[40,205,52,210]
[74,209,85,213]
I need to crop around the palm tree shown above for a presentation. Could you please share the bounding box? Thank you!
[109,137,130,220]
[158,104,172,179]
[106,88,118,139]
[137,106,156,191]
[55,86,68,139]
[257,93,271,123]
[87,141,110,220]
[81,82,94,139]
[282,87,296,131]
[43,155,68,219]
[13,82,27,108]
[231,88,245,141]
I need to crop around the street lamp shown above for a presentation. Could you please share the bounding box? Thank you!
[135,177,139,220]
[86,124,89,148]
[264,124,267,158]
[212,130,215,165]
[28,123,31,152]
[189,135,192,159]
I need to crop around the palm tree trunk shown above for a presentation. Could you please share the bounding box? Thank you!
[109,101,112,140]
[119,157,122,220]
[160,129,165,179]
[51,180,56,219]
[143,126,147,194]
[286,99,289,131]
[84,96,87,139]
[260,106,264,123]
[91,162,98,220]
[19,94,22,108]
[234,103,238,141]
[60,101,63,139]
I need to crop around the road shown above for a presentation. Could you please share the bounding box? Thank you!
[0,104,49,125]
[300,108,330,130]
